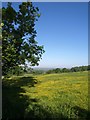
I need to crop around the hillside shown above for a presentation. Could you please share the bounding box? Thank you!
[3,71,89,119]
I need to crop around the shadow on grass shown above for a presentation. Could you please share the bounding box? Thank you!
[2,76,89,120]
[72,106,90,120]
[25,104,70,120]
[3,76,38,87]
[2,76,70,120]
[2,76,38,120]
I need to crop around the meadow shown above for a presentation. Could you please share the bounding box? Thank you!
[2,71,89,120]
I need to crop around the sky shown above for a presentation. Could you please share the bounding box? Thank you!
[2,2,88,68]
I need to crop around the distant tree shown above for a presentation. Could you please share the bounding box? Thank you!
[2,2,45,75]
[75,67,80,72]
[54,68,61,73]
[33,70,44,75]
[78,66,83,71]
[62,68,69,73]
[70,67,79,72]
[70,67,75,72]
[88,65,90,71]
[46,66,88,75]
[82,66,88,71]
[46,70,53,74]
[70,66,88,72]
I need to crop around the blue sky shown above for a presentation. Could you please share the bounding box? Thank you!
[2,2,88,68]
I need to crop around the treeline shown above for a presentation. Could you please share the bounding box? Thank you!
[46,65,90,74]
[6,65,90,77]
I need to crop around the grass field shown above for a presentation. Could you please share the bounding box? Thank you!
[2,71,89,120]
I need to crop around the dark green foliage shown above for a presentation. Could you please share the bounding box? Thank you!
[46,69,55,74]
[70,67,79,72]
[46,68,69,74]
[6,66,24,77]
[2,2,45,75]
[54,68,61,73]
[88,65,90,71]
[70,66,88,72]
[46,66,88,74]
[62,68,70,73]
[32,69,44,75]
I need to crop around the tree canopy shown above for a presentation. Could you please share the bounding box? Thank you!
[2,2,45,75]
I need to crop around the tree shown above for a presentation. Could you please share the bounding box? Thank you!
[54,68,61,73]
[2,2,45,75]
[81,66,88,71]
[88,65,90,71]
[70,67,79,72]
[7,66,24,76]
[62,68,69,73]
